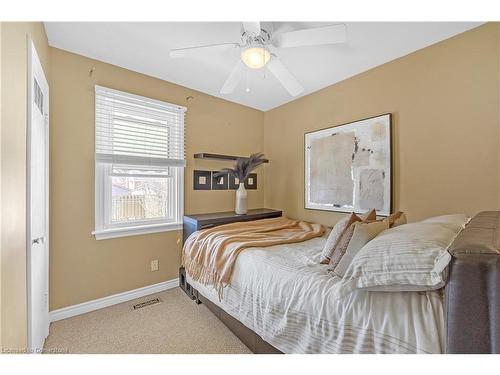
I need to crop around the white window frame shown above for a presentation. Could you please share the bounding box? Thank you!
[92,86,185,240]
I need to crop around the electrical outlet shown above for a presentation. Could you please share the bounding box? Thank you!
[150,259,159,272]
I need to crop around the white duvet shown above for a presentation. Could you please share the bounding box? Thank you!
[187,233,445,354]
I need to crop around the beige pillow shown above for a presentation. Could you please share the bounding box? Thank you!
[330,219,390,277]
[387,211,407,228]
[320,209,377,264]
[363,209,377,221]
[328,223,357,269]
[320,213,360,264]
[320,209,378,264]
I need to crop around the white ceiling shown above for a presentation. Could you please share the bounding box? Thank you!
[44,22,482,111]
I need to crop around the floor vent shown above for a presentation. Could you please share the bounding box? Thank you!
[132,297,161,310]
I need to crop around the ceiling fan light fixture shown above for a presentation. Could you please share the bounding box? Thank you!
[241,47,270,69]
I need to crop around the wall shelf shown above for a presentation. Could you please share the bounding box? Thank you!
[193,153,269,163]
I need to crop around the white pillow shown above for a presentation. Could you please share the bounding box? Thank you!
[340,215,468,293]
[419,214,470,231]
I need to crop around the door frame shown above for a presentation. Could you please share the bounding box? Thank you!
[26,38,50,353]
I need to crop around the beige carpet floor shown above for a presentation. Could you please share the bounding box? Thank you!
[44,287,252,354]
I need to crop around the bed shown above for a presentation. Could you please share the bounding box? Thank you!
[181,211,500,354]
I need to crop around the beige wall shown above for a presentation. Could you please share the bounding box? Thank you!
[264,23,500,226]
[498,25,500,210]
[49,48,264,310]
[0,21,3,350]
[1,22,50,350]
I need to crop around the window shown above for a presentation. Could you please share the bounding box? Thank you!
[93,86,186,240]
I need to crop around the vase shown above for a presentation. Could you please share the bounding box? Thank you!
[235,182,248,215]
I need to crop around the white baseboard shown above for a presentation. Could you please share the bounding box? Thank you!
[49,278,179,322]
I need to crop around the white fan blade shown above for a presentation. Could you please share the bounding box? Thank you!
[170,43,239,58]
[242,22,261,36]
[267,57,304,97]
[220,60,245,94]
[273,24,346,48]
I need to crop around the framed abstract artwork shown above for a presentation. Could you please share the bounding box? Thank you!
[304,114,392,216]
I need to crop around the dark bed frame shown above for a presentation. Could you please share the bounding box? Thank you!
[179,211,500,354]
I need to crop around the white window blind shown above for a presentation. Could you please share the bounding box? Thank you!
[95,85,186,167]
[93,85,185,240]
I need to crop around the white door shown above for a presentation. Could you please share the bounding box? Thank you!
[27,39,49,353]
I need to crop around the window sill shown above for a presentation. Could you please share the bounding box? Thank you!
[92,222,182,240]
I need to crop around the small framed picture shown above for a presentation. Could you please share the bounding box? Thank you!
[244,173,257,190]
[228,174,241,190]
[193,170,212,190]
[212,171,228,190]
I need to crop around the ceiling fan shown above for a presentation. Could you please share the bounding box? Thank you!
[169,22,346,97]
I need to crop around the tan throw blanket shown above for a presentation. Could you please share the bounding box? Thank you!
[182,216,324,298]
